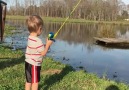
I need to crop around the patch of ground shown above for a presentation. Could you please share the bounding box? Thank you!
[41,69,62,75]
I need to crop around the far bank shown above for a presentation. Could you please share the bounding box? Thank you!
[6,15,129,25]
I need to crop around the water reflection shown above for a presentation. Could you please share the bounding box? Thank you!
[97,24,116,38]
[5,20,129,84]
[7,20,129,43]
[7,19,26,28]
[44,23,97,44]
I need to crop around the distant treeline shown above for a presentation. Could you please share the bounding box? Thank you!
[6,0,129,21]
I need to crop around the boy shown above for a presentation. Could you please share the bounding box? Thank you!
[25,15,53,90]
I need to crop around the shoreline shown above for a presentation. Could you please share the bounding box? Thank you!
[6,15,129,25]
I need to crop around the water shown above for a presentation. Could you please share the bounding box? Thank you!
[4,20,129,84]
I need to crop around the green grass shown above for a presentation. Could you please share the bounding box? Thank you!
[6,15,129,25]
[0,46,129,90]
[4,25,16,36]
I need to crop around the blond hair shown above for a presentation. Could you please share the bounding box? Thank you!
[26,15,44,33]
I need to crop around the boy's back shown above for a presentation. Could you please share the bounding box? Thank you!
[25,35,44,66]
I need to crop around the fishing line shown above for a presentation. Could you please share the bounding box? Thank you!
[53,0,82,39]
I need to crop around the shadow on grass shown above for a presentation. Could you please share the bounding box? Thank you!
[105,85,119,90]
[0,45,13,49]
[39,65,74,90]
[0,55,25,70]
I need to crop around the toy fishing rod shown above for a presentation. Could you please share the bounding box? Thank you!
[48,0,82,41]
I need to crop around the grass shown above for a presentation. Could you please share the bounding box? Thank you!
[6,15,129,25]
[4,25,16,36]
[0,46,129,90]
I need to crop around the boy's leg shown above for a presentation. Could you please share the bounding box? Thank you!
[25,62,32,90]
[25,82,31,90]
[32,83,38,90]
[31,65,41,90]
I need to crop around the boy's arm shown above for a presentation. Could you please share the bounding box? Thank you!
[41,39,53,56]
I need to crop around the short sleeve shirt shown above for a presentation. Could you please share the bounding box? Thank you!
[25,36,45,66]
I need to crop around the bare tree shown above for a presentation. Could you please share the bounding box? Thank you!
[5,0,126,21]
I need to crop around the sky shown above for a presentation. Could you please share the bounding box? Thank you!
[122,0,129,5]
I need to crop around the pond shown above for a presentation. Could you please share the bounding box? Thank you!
[4,20,129,84]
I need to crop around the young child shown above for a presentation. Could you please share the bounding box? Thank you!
[25,15,53,90]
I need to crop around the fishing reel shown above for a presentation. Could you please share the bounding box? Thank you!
[48,32,55,42]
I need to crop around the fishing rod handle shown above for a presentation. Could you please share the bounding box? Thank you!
[48,32,55,42]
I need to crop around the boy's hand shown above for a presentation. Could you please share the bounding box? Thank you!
[46,38,53,46]
[41,38,53,56]
[41,51,46,56]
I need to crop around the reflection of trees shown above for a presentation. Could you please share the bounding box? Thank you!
[44,23,98,45]
[44,23,99,53]
[97,24,129,38]
[45,23,129,44]
[7,20,129,41]
[116,25,128,36]
[6,20,129,52]
[7,20,26,28]
[97,24,116,38]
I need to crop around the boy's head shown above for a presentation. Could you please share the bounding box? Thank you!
[26,15,44,36]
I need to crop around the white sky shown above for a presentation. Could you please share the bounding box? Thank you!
[122,0,129,4]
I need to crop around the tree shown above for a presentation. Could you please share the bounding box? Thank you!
[122,10,129,19]
[5,0,127,21]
